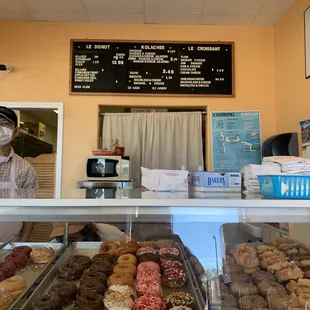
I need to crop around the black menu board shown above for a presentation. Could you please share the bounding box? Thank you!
[70,40,234,97]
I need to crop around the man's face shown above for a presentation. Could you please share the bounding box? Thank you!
[0,116,20,138]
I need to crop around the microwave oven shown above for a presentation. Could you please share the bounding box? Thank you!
[85,156,130,180]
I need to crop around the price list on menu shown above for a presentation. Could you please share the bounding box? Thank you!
[70,40,234,96]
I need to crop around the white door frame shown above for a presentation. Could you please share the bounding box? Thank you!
[0,102,64,198]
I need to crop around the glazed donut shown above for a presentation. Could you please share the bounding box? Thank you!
[165,291,195,309]
[0,270,5,282]
[81,271,107,285]
[0,276,26,300]
[238,295,267,310]
[12,246,32,257]
[221,293,237,307]
[115,242,139,257]
[138,241,156,248]
[0,294,14,310]
[108,273,134,287]
[5,252,28,267]
[113,263,137,278]
[75,292,103,309]
[230,282,258,299]
[92,253,114,264]
[136,280,163,297]
[157,240,175,249]
[73,306,92,310]
[79,280,105,296]
[58,262,84,281]
[251,271,276,285]
[0,261,16,278]
[104,291,134,309]
[30,247,55,264]
[90,261,113,276]
[49,281,78,304]
[32,294,63,310]
[117,254,137,266]
[138,262,160,273]
[257,280,287,298]
[230,272,250,283]
[69,255,91,269]
[99,241,118,256]
[133,295,165,310]
[120,237,138,246]
[268,294,300,310]
[136,247,157,257]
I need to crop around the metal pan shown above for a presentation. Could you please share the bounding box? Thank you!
[0,242,64,310]
[22,241,206,310]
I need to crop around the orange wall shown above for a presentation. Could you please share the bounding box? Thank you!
[274,0,310,137]
[0,22,275,197]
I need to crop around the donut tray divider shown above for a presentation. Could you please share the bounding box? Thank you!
[21,241,207,310]
[0,242,64,310]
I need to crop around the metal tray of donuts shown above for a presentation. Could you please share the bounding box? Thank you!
[0,242,64,310]
[21,241,207,310]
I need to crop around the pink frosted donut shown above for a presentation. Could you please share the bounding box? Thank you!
[136,280,163,297]
[137,262,160,273]
[133,295,165,310]
[136,247,157,257]
[137,268,161,283]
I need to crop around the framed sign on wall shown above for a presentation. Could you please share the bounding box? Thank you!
[305,6,310,78]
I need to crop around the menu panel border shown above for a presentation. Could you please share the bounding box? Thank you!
[69,39,235,98]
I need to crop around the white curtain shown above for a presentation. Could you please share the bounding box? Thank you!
[102,112,204,186]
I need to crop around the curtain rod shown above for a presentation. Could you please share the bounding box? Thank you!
[99,111,207,116]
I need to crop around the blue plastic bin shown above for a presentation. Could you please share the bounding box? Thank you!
[258,175,310,199]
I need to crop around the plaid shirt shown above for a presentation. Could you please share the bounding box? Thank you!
[0,149,38,191]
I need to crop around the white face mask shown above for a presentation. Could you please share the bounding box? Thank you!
[0,126,13,147]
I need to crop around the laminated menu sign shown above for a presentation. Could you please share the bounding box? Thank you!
[211,111,261,172]
[70,40,234,96]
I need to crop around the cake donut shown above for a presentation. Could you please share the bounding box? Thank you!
[158,247,180,263]
[137,262,160,273]
[32,294,63,310]
[81,271,107,285]
[5,252,28,267]
[115,242,139,257]
[113,264,137,278]
[136,247,157,257]
[90,261,113,276]
[108,273,134,287]
[251,271,276,286]
[165,291,195,309]
[230,272,250,283]
[157,239,175,249]
[79,280,105,296]
[120,237,137,246]
[108,284,134,299]
[268,294,300,310]
[230,282,258,299]
[138,241,156,249]
[75,292,103,309]
[117,253,137,266]
[92,253,114,264]
[58,262,84,281]
[73,306,92,310]
[162,267,187,288]
[257,280,287,298]
[136,280,163,297]
[49,281,78,304]
[30,247,55,264]
[133,294,165,310]
[69,255,91,269]
[99,241,118,256]
[0,294,14,310]
[12,246,32,257]
[104,291,133,309]
[238,295,267,310]
[0,261,16,277]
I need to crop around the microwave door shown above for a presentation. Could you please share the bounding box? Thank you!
[89,159,119,178]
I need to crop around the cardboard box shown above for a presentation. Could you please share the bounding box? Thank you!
[189,171,241,192]
[25,122,46,140]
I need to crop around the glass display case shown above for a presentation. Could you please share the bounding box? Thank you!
[0,189,309,309]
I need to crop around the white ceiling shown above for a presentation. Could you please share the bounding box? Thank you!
[0,0,294,26]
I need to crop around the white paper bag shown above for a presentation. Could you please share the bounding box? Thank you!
[141,167,188,192]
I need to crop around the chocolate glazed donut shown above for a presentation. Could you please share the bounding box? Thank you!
[32,295,63,310]
[58,262,84,281]
[49,281,78,304]
[75,292,103,310]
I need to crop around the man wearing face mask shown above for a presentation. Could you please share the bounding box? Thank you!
[0,106,38,242]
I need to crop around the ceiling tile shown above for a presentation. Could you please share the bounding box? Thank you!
[0,0,25,11]
[260,0,293,15]
[22,0,85,12]
[145,13,200,24]
[251,14,279,26]
[204,0,266,15]
[32,11,88,22]
[146,0,205,14]
[83,0,143,13]
[200,14,255,26]
[88,12,143,23]
[0,9,34,21]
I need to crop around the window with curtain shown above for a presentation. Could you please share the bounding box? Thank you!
[102,112,204,186]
